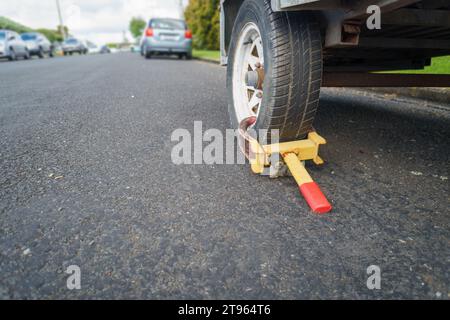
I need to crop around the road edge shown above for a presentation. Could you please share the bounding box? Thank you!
[194,57,221,65]
[362,87,450,105]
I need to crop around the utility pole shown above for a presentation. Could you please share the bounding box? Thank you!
[56,0,66,40]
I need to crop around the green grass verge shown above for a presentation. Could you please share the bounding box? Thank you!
[386,56,450,74]
[193,50,220,62]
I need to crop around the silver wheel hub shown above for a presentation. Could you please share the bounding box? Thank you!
[232,23,264,122]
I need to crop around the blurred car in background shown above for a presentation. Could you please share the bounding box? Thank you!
[62,38,87,55]
[130,45,140,53]
[85,40,101,54]
[0,29,30,61]
[140,18,192,60]
[100,45,111,54]
[118,46,131,53]
[20,32,53,58]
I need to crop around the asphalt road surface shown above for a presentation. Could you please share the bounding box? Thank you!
[0,53,449,299]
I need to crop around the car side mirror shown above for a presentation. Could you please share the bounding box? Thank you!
[8,36,15,41]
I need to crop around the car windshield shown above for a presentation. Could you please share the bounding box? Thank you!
[0,32,5,40]
[21,33,37,41]
[150,19,186,30]
[65,39,78,44]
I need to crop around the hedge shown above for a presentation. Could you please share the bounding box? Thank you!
[185,0,220,50]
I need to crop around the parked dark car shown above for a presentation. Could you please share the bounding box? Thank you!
[21,32,53,58]
[100,45,111,54]
[62,38,87,55]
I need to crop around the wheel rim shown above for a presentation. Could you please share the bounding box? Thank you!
[232,22,264,123]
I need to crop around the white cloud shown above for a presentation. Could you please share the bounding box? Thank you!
[0,0,189,44]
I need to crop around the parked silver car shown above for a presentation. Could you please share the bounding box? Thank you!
[0,29,30,61]
[140,18,192,60]
[62,38,88,55]
[21,32,54,58]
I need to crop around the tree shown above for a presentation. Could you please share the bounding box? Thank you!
[184,0,220,50]
[129,17,146,39]
[57,25,69,39]
[36,28,64,42]
[0,16,33,33]
[0,16,66,43]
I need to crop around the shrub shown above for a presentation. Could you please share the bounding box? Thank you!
[185,0,220,50]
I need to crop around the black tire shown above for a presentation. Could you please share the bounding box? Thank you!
[226,0,322,142]
[145,51,152,59]
[186,52,192,60]
[38,47,44,58]
[8,48,16,61]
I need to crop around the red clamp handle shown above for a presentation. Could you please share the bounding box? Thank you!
[299,182,332,214]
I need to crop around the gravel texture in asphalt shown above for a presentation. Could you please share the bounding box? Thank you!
[0,53,449,299]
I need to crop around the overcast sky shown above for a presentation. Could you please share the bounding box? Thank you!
[0,0,189,44]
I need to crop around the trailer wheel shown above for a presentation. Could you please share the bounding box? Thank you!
[227,0,322,142]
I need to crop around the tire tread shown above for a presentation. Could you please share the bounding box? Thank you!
[263,1,323,140]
